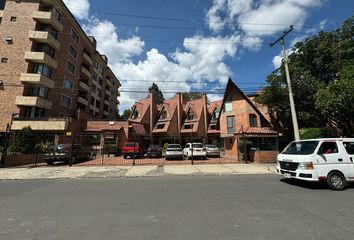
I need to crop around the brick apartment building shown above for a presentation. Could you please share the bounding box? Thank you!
[0,0,120,133]
[220,79,279,163]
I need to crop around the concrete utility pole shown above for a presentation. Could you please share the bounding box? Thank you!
[270,25,300,141]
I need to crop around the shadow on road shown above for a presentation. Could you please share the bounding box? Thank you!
[280,178,354,190]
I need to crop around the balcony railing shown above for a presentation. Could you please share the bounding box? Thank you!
[32,10,63,32]
[24,51,58,69]
[20,73,54,88]
[15,96,52,110]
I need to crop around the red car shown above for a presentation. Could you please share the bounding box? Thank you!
[123,142,145,159]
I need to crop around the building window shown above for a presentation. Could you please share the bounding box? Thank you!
[90,97,95,106]
[36,43,54,57]
[1,58,8,63]
[33,63,52,78]
[61,95,72,108]
[156,123,165,129]
[131,110,139,119]
[186,108,194,120]
[225,102,233,112]
[68,45,77,59]
[249,114,257,127]
[24,107,44,118]
[212,108,220,121]
[160,109,168,120]
[10,16,17,22]
[227,116,235,134]
[70,29,79,44]
[28,86,48,99]
[63,78,73,91]
[66,61,76,74]
[92,72,97,81]
[183,124,193,129]
[95,100,100,108]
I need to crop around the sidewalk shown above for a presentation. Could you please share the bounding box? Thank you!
[0,164,277,180]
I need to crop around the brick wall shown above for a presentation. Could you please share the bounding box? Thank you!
[249,150,278,163]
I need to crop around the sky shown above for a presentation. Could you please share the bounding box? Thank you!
[62,0,353,112]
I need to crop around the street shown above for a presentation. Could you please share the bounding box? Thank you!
[0,175,353,240]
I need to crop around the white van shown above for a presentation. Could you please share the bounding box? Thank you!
[277,138,354,190]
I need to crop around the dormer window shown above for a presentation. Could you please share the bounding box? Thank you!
[249,114,257,127]
[160,108,168,120]
[186,108,194,120]
[212,108,220,121]
[131,110,139,119]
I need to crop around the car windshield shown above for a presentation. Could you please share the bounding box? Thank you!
[192,143,204,148]
[282,141,319,155]
[167,144,181,149]
[149,145,161,149]
[206,145,217,148]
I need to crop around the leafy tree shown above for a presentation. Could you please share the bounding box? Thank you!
[121,109,132,119]
[315,65,354,136]
[182,92,204,102]
[256,16,354,137]
[9,126,36,154]
[149,82,165,104]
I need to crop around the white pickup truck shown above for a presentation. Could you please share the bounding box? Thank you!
[277,138,354,190]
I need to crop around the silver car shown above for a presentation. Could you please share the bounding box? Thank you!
[205,144,220,157]
[165,144,183,160]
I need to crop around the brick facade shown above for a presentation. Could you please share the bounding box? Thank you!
[0,0,120,132]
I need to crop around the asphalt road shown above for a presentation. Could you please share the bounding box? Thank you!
[0,175,353,240]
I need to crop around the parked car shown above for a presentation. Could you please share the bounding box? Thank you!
[183,143,207,160]
[277,138,354,190]
[44,144,92,165]
[123,142,145,159]
[165,144,183,160]
[205,144,220,157]
[147,145,162,158]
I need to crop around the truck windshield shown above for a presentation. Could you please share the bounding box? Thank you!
[282,141,319,155]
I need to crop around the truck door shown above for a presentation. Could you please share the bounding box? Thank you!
[342,141,354,178]
[315,141,350,178]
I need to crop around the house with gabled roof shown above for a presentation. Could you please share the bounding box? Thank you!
[219,78,279,163]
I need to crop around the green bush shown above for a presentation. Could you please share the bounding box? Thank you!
[162,143,169,153]
[299,128,330,140]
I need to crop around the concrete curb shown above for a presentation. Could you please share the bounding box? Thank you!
[0,164,277,180]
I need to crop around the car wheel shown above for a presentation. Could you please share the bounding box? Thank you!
[123,154,127,159]
[327,171,347,191]
[47,160,54,165]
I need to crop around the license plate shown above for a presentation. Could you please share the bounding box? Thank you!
[284,173,291,178]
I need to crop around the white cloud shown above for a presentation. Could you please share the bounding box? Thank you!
[272,55,282,69]
[63,0,90,20]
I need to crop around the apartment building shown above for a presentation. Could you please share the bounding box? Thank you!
[0,0,120,132]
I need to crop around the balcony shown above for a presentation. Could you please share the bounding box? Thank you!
[77,96,88,106]
[105,89,111,96]
[16,96,52,110]
[103,111,110,116]
[28,30,60,50]
[82,52,93,65]
[24,51,57,69]
[12,118,69,131]
[90,105,100,112]
[32,10,63,32]
[81,66,91,78]
[0,11,3,18]
[20,73,54,88]
[79,81,90,91]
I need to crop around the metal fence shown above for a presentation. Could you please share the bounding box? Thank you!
[0,131,278,168]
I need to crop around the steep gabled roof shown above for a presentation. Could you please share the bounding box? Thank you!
[220,78,271,127]
[208,100,222,114]
[129,96,151,123]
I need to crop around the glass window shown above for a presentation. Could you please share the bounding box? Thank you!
[282,141,319,155]
[186,108,194,120]
[212,109,220,120]
[225,102,233,112]
[160,110,168,120]
[343,142,354,154]
[33,63,52,78]
[36,43,54,57]
[249,114,257,127]
[24,107,44,118]
[66,61,75,74]
[227,116,235,134]
[70,29,79,43]
[28,86,48,98]
[63,78,73,91]
[68,45,77,59]
[61,95,71,108]
[317,142,339,155]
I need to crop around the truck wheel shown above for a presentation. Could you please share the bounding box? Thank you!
[327,171,347,191]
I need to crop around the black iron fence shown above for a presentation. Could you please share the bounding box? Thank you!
[0,131,277,168]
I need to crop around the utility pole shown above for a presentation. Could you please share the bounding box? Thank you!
[270,25,300,141]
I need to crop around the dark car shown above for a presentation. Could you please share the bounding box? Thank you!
[44,144,92,165]
[147,145,162,158]
[123,142,145,159]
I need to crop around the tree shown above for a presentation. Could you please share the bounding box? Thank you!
[121,109,132,119]
[181,92,204,102]
[9,126,36,154]
[149,83,165,104]
[256,15,354,137]
[315,65,354,136]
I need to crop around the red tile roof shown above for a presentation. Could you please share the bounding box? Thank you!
[208,100,222,114]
